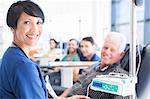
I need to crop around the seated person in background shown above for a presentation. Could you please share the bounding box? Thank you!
[49,38,58,50]
[79,36,100,74]
[80,36,100,61]
[62,38,80,82]
[61,32,128,99]
[62,38,80,61]
[45,38,64,61]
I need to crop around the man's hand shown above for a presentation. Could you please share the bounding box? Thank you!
[57,95,90,99]
[67,95,90,99]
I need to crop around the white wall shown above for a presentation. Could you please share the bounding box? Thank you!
[36,0,112,50]
[0,0,112,57]
[0,0,15,58]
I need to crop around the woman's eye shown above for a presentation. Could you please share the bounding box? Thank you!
[37,21,43,25]
[24,21,30,24]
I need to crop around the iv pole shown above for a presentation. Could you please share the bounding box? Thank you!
[129,0,137,99]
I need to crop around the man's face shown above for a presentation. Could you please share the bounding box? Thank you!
[80,40,94,57]
[101,40,123,66]
[68,40,78,54]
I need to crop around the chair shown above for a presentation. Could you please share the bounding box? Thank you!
[120,43,150,98]
[120,44,143,72]
[136,43,150,99]
[40,68,64,96]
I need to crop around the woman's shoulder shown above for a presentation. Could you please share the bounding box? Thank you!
[3,47,33,65]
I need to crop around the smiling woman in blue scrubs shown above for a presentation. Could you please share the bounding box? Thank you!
[0,1,88,99]
[0,1,48,99]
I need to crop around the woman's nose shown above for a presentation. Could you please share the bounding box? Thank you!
[31,24,39,33]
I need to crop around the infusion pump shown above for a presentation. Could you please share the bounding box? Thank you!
[90,72,137,97]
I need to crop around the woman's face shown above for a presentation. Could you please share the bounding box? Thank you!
[13,12,43,47]
[50,40,57,49]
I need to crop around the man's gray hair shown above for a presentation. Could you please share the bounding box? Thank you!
[104,32,127,53]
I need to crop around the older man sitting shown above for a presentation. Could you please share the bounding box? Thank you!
[61,32,128,99]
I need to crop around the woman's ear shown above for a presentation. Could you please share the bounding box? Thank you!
[10,28,14,33]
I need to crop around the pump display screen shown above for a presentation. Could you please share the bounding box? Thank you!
[92,81,118,92]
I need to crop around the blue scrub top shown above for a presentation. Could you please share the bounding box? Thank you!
[0,47,48,99]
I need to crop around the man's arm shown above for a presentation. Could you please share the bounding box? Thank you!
[61,72,97,97]
[60,63,99,97]
[58,95,90,99]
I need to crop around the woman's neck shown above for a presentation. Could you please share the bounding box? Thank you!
[12,41,31,58]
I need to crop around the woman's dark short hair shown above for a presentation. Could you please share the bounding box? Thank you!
[7,0,45,29]
[81,36,95,45]
[50,38,58,47]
